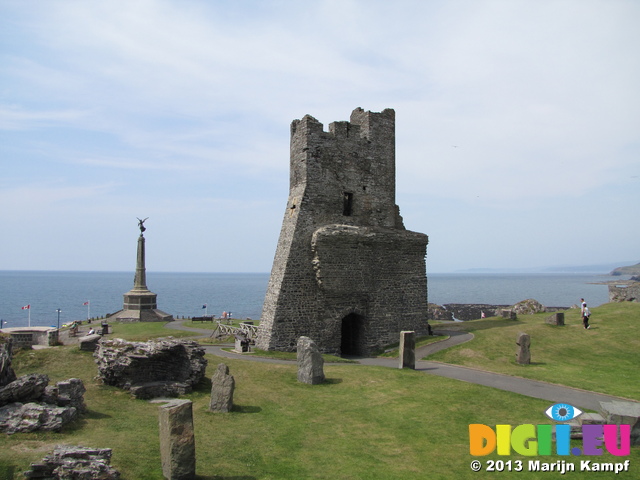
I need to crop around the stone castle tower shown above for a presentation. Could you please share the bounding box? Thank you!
[255,108,429,355]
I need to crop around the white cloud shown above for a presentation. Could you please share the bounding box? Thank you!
[1,0,638,272]
[0,105,88,130]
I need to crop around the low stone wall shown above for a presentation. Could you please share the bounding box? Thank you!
[436,303,569,321]
[3,328,58,348]
[441,304,510,321]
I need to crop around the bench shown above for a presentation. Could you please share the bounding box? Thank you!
[192,316,215,323]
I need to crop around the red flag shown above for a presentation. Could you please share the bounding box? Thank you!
[83,301,90,306]
[22,305,30,310]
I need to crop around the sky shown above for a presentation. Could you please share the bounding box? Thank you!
[1,0,638,274]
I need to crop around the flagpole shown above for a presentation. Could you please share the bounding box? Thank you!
[22,304,31,327]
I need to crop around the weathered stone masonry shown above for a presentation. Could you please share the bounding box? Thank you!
[256,108,429,355]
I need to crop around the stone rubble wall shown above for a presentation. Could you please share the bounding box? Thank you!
[0,336,17,387]
[23,445,120,479]
[438,302,569,321]
[609,282,640,303]
[94,338,207,397]
[0,375,86,434]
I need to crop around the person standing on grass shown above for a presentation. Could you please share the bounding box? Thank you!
[582,303,591,329]
[580,298,587,315]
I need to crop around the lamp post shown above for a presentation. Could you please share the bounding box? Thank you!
[56,309,62,330]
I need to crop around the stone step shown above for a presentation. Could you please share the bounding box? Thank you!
[599,400,640,446]
[579,412,605,425]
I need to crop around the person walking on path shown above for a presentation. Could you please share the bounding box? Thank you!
[582,303,591,329]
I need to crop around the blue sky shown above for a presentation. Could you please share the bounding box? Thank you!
[1,0,638,273]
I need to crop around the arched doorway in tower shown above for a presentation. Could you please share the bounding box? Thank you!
[341,313,365,356]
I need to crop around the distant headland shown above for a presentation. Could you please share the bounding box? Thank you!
[610,262,640,277]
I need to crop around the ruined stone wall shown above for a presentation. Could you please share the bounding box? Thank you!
[256,108,429,355]
[94,338,207,391]
[609,282,640,302]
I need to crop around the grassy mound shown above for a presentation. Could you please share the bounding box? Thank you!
[427,302,640,400]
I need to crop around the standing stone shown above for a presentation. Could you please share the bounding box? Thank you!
[209,363,235,413]
[297,337,325,385]
[545,312,565,326]
[233,334,250,353]
[79,333,102,352]
[515,332,531,365]
[398,331,416,369]
[158,399,195,480]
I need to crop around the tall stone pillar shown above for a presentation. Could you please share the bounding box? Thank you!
[108,218,173,323]
[158,399,196,480]
[123,233,158,310]
[399,331,416,369]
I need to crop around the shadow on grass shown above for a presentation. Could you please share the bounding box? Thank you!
[84,409,112,420]
[62,409,112,433]
[232,405,262,414]
[0,464,16,479]
[197,476,256,480]
[323,378,343,385]
[195,377,213,392]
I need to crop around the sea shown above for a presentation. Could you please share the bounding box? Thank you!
[0,271,620,329]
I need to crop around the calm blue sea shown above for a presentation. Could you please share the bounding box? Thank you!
[0,271,614,328]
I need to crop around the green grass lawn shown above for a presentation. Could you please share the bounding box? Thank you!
[0,307,638,479]
[180,319,250,330]
[426,302,640,401]
[108,321,197,341]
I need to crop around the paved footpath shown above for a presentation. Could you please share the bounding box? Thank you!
[165,321,636,411]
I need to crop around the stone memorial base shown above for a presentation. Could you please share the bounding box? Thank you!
[108,308,173,323]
